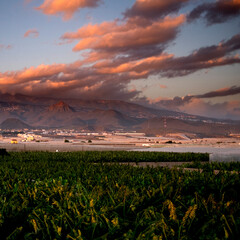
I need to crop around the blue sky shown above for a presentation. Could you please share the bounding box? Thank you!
[0,0,240,119]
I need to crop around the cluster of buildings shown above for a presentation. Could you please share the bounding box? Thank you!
[0,127,148,145]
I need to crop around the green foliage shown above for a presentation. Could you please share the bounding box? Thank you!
[0,151,239,239]
[181,161,240,172]
[2,151,208,163]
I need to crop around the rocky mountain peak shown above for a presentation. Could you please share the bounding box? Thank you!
[48,101,74,112]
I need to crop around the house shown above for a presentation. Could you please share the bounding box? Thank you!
[11,139,18,144]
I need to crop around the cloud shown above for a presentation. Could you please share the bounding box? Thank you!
[145,86,240,120]
[0,44,12,51]
[60,0,240,78]
[181,99,240,120]
[89,33,240,80]
[156,33,240,78]
[195,85,240,98]
[1,32,240,105]
[188,0,240,25]
[124,0,189,19]
[149,85,240,109]
[36,0,101,20]
[24,29,39,38]
[0,60,140,101]
[61,14,186,63]
[1,0,239,120]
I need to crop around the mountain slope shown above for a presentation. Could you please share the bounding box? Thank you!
[0,118,32,130]
[0,93,239,136]
[138,117,240,137]
[0,93,186,119]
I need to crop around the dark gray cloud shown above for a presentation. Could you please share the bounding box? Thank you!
[137,85,240,119]
[124,0,189,20]
[145,85,240,111]
[196,86,240,98]
[159,33,240,78]
[188,0,240,25]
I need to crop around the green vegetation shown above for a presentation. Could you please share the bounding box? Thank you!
[0,151,208,163]
[180,161,240,172]
[0,151,239,239]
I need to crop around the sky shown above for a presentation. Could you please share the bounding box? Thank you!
[0,0,240,120]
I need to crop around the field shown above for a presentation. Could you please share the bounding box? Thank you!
[0,151,239,239]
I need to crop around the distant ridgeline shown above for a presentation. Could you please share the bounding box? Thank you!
[0,118,32,130]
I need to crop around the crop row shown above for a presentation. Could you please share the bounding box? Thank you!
[0,151,239,239]
[1,151,209,163]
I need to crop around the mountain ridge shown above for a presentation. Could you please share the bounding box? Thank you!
[0,93,239,136]
[0,118,32,130]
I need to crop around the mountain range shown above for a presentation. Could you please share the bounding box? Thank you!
[0,92,239,137]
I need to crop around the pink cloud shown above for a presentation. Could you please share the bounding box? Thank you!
[145,96,240,120]
[24,29,39,38]
[36,0,101,20]
[62,15,185,53]
[95,53,174,75]
[0,44,12,50]
[178,99,240,120]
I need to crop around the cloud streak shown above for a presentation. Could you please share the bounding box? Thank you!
[179,99,240,120]
[146,86,240,119]
[188,0,240,25]
[36,0,101,20]
[195,86,240,98]
[124,0,189,20]
[0,44,12,51]
[150,85,240,108]
[24,29,39,38]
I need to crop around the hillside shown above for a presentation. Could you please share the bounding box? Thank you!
[0,93,239,136]
[138,117,240,137]
[0,118,32,130]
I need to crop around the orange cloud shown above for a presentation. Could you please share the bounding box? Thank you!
[24,29,39,38]
[63,15,186,52]
[36,0,101,20]
[62,21,118,39]
[96,53,174,75]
